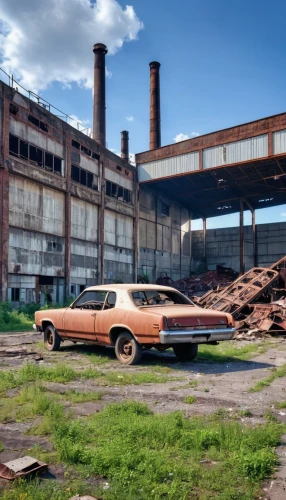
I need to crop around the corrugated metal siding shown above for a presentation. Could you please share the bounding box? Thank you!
[273,130,286,154]
[203,146,224,169]
[138,151,199,182]
[203,134,268,169]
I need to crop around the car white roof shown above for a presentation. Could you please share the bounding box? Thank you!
[84,283,178,293]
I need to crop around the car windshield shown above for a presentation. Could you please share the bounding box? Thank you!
[131,290,193,307]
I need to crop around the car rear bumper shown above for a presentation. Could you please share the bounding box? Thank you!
[159,327,236,344]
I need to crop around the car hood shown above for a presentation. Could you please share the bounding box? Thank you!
[139,305,231,328]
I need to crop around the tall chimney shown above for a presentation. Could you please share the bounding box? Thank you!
[93,43,108,147]
[121,130,129,162]
[149,61,161,150]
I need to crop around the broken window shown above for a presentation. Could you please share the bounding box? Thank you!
[72,140,80,150]
[9,103,19,115]
[111,183,117,198]
[87,172,93,189]
[28,114,48,132]
[29,145,43,166]
[80,169,87,186]
[9,134,19,156]
[81,145,91,157]
[106,180,112,196]
[54,156,62,175]
[47,241,62,252]
[11,288,20,301]
[118,186,124,201]
[20,140,28,160]
[45,152,53,171]
[124,188,132,204]
[116,165,122,172]
[161,201,170,217]
[92,151,99,160]
[72,164,80,183]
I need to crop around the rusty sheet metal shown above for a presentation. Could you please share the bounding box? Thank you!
[241,302,286,332]
[0,456,47,480]
[197,268,278,318]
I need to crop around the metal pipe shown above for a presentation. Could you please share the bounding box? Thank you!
[149,61,161,150]
[121,130,129,162]
[93,43,108,147]
[203,218,207,258]
[252,209,257,267]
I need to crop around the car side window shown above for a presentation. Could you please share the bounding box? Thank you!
[105,292,116,309]
[73,291,107,310]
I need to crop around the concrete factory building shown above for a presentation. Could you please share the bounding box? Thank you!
[1,42,286,305]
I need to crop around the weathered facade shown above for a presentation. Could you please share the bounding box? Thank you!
[0,81,138,305]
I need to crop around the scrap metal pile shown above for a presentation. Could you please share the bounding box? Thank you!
[193,257,286,336]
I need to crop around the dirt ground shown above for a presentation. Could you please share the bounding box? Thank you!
[0,332,286,499]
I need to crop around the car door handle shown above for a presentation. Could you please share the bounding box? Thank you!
[91,313,97,317]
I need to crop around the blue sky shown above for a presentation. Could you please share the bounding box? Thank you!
[1,0,286,229]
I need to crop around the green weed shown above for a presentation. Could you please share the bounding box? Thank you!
[249,364,286,392]
[63,389,103,403]
[198,341,271,362]
[184,395,196,404]
[274,401,286,409]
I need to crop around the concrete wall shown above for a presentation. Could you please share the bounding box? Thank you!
[139,185,191,281]
[191,222,286,272]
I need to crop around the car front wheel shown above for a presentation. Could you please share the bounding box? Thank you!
[115,331,142,365]
[173,343,198,361]
[44,324,61,351]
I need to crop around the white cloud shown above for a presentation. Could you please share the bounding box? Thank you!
[109,148,135,165]
[0,0,143,92]
[173,133,189,142]
[280,212,286,217]
[126,115,134,122]
[173,131,200,142]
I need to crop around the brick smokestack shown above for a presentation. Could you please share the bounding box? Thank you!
[149,61,161,150]
[93,43,108,147]
[121,130,129,162]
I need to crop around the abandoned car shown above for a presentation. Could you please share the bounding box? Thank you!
[34,284,236,364]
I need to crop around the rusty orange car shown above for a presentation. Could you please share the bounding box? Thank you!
[34,284,235,364]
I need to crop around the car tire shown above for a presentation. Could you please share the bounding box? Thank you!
[44,324,61,351]
[115,331,142,365]
[173,343,198,361]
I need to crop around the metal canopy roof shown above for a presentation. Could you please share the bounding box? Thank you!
[142,156,286,219]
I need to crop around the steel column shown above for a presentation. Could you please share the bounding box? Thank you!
[240,199,244,275]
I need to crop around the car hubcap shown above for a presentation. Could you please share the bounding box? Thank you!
[47,331,53,345]
[121,339,132,359]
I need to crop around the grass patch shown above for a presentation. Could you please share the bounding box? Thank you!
[274,401,286,409]
[198,341,271,362]
[249,364,286,392]
[184,395,196,404]
[50,402,284,499]
[1,400,285,499]
[98,371,175,386]
[63,389,103,403]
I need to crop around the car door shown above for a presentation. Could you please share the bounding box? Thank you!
[63,290,107,341]
[94,291,118,344]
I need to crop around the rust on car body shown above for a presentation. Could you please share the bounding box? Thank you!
[34,284,235,364]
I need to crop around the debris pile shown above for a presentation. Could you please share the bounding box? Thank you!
[155,266,238,298]
[195,256,286,336]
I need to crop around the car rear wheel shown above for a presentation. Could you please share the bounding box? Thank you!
[44,324,61,351]
[173,343,198,361]
[115,331,142,365]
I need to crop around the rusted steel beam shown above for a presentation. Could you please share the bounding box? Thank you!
[203,218,207,259]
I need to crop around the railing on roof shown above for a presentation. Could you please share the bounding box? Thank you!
[0,67,92,137]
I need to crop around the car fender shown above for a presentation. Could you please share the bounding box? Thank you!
[108,324,138,344]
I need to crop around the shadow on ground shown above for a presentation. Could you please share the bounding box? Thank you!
[59,343,274,375]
